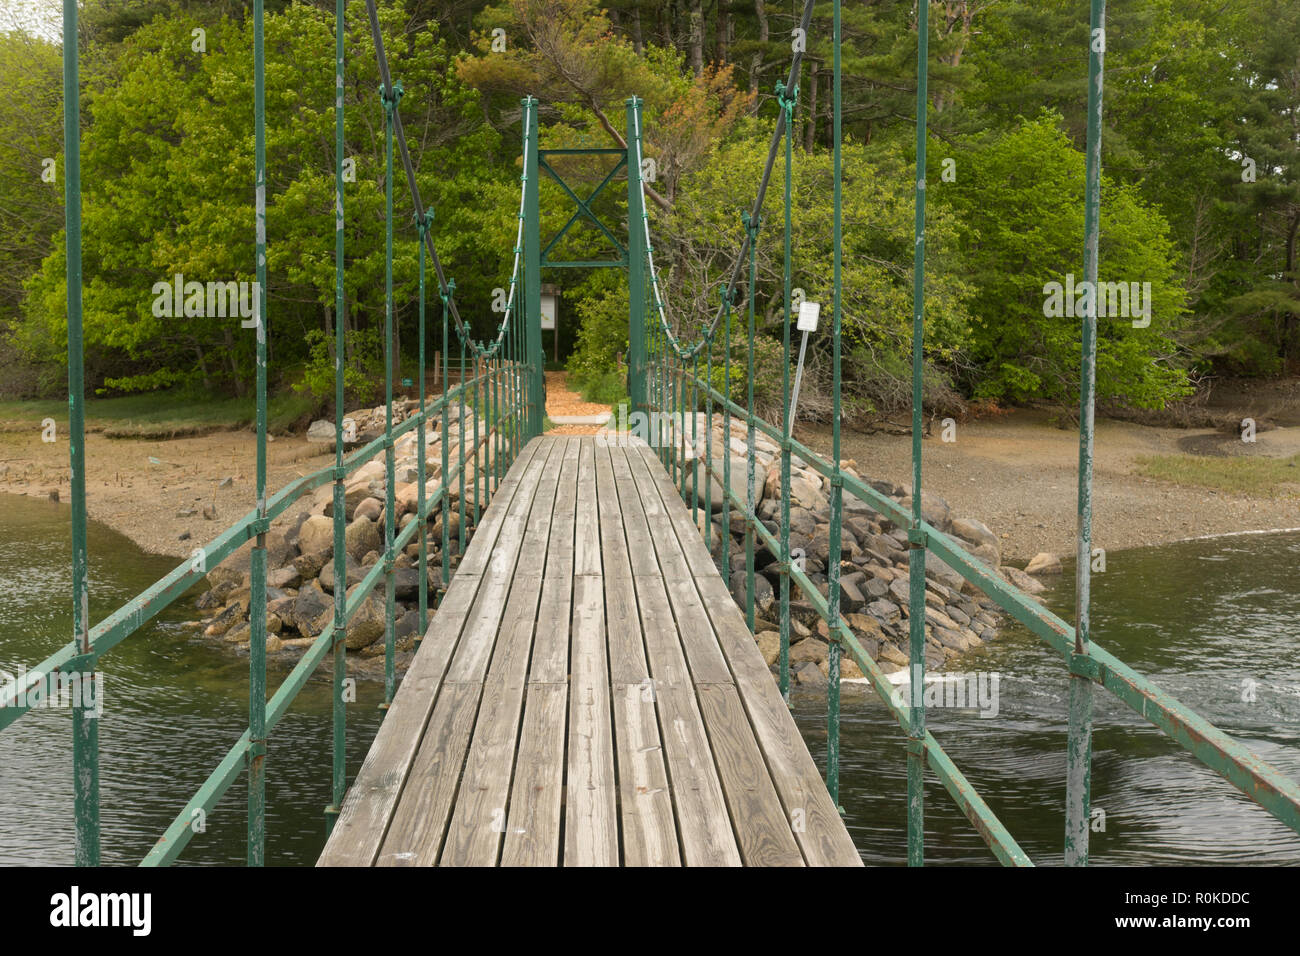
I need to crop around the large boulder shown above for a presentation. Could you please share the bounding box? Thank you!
[297,515,335,558]
[292,580,332,637]
[345,516,382,561]
[343,585,387,650]
[1024,552,1063,575]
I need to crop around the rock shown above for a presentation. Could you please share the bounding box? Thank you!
[344,585,387,650]
[292,580,332,637]
[729,570,774,616]
[840,657,864,680]
[868,598,901,626]
[999,565,1047,594]
[202,503,217,520]
[1025,552,1062,575]
[789,637,829,665]
[951,516,998,551]
[306,419,336,443]
[319,554,365,593]
[899,491,951,532]
[203,603,244,637]
[755,631,781,667]
[354,497,382,522]
[345,516,382,561]
[268,566,300,589]
[205,565,243,592]
[265,635,284,653]
[293,549,329,580]
[178,531,191,541]
[877,642,908,666]
[793,661,826,687]
[297,515,335,558]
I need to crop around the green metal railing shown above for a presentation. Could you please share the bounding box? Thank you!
[13,0,1300,869]
[0,0,543,865]
[632,0,1300,865]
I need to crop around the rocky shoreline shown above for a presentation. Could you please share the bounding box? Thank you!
[187,407,1061,684]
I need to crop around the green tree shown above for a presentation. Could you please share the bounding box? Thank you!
[940,114,1190,408]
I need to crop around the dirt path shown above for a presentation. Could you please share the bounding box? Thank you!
[800,409,1300,562]
[544,370,610,436]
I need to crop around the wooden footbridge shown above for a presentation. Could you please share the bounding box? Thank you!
[319,436,860,866]
[18,0,1300,870]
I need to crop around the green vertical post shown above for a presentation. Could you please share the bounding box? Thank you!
[826,0,844,809]
[627,98,647,420]
[441,283,452,592]
[327,0,347,831]
[522,96,544,438]
[1067,0,1106,868]
[906,0,930,867]
[63,0,98,868]
[778,81,796,705]
[462,329,473,556]
[380,78,402,710]
[721,292,732,576]
[417,212,431,645]
[743,211,758,633]
[690,355,699,518]
[248,0,270,867]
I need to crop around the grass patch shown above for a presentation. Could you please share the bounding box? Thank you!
[1135,452,1300,497]
[0,390,316,438]
[573,369,628,408]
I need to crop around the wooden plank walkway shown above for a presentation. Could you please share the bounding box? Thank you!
[318,435,861,867]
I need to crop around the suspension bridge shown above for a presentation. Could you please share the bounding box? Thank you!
[5,0,1299,868]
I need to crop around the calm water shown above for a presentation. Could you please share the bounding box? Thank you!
[795,530,1300,865]
[1,492,1297,865]
[0,494,385,866]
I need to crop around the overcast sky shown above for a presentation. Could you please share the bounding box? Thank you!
[2,0,63,42]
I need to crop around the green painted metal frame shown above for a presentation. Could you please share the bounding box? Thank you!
[630,0,1300,866]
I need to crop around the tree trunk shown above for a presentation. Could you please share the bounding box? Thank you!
[804,59,818,152]
[688,0,704,75]
[717,0,730,63]
[632,3,644,54]
[749,0,768,92]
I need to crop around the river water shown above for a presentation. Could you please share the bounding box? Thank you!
[1,492,1297,865]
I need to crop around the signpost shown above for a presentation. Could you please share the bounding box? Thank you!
[789,299,819,424]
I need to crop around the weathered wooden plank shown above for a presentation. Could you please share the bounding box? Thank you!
[318,437,547,866]
[654,683,742,866]
[564,573,618,866]
[439,664,532,866]
[696,683,804,867]
[373,682,481,866]
[456,437,545,576]
[623,447,692,583]
[443,441,553,684]
[663,575,733,684]
[633,570,693,690]
[612,682,680,866]
[694,571,863,866]
[573,440,601,576]
[596,443,649,685]
[630,442,718,578]
[500,683,568,867]
[530,439,577,683]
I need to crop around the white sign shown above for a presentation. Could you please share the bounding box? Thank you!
[540,293,557,331]
[797,300,820,332]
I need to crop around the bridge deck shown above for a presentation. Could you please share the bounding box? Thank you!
[318,435,861,866]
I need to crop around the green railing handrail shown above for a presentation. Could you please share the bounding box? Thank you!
[634,0,1300,867]
[3,0,540,866]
